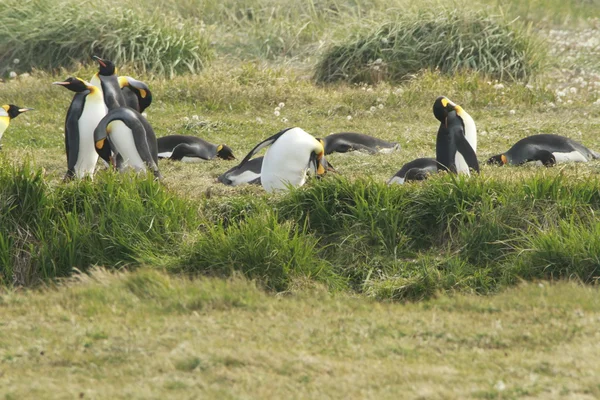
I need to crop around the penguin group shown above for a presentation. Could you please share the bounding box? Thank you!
[3,57,600,193]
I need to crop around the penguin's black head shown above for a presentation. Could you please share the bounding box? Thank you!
[2,104,34,119]
[486,154,507,166]
[433,96,456,123]
[95,138,113,166]
[93,55,117,76]
[52,77,89,93]
[216,144,236,160]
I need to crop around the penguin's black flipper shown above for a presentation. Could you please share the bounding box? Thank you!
[236,127,295,167]
[63,93,85,180]
[454,132,480,173]
[126,113,161,179]
[170,143,212,160]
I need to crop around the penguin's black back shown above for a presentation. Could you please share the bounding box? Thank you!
[506,134,599,162]
[322,132,398,154]
[157,135,216,153]
[100,75,126,110]
[395,158,438,178]
[64,91,89,176]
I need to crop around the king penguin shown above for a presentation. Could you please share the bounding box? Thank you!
[218,156,263,186]
[90,56,126,110]
[319,132,400,155]
[433,96,477,175]
[387,158,438,185]
[157,134,235,162]
[234,127,326,192]
[94,108,161,179]
[118,76,152,113]
[0,104,33,148]
[487,134,600,167]
[436,108,479,174]
[53,77,107,180]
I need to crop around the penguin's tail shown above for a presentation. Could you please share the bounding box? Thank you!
[590,149,600,159]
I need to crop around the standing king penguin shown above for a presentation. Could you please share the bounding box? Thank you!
[94,108,161,179]
[436,108,479,174]
[53,77,107,180]
[118,76,152,113]
[433,96,477,175]
[0,104,33,148]
[90,56,126,110]
[234,127,326,192]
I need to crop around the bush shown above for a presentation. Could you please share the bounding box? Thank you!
[0,0,213,77]
[314,9,545,84]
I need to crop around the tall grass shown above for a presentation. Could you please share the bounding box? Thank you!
[3,160,600,299]
[0,0,212,77]
[315,9,546,84]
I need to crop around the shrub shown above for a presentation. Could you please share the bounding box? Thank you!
[0,0,212,77]
[314,9,545,84]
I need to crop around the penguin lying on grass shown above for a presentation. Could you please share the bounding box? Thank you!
[387,158,438,185]
[94,107,161,179]
[218,156,263,186]
[231,127,328,192]
[487,134,600,167]
[0,104,33,149]
[319,132,399,155]
[53,77,106,180]
[157,135,235,162]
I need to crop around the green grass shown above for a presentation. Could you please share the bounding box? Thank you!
[1,269,600,398]
[315,9,546,84]
[0,0,212,77]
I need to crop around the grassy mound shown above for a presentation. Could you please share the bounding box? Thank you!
[3,161,600,300]
[0,0,212,77]
[314,9,545,84]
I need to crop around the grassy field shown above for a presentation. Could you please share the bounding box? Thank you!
[2,0,600,397]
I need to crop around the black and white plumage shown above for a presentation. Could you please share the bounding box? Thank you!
[487,134,600,167]
[433,96,477,175]
[0,104,33,147]
[320,132,399,155]
[118,76,152,113]
[53,77,106,180]
[157,135,235,162]
[387,158,438,185]
[232,127,326,192]
[436,109,479,174]
[90,56,126,111]
[94,107,161,179]
[218,156,263,186]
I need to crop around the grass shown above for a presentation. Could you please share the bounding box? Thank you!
[0,0,212,77]
[1,0,600,395]
[1,268,600,398]
[315,9,546,84]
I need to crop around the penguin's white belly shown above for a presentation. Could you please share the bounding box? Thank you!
[387,176,405,185]
[181,156,203,163]
[378,145,399,154]
[262,168,308,192]
[454,152,471,176]
[108,121,146,172]
[74,104,105,178]
[262,146,310,192]
[0,116,9,141]
[552,151,588,163]
[228,170,261,186]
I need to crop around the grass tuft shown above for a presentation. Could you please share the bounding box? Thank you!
[314,9,546,84]
[0,0,212,77]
